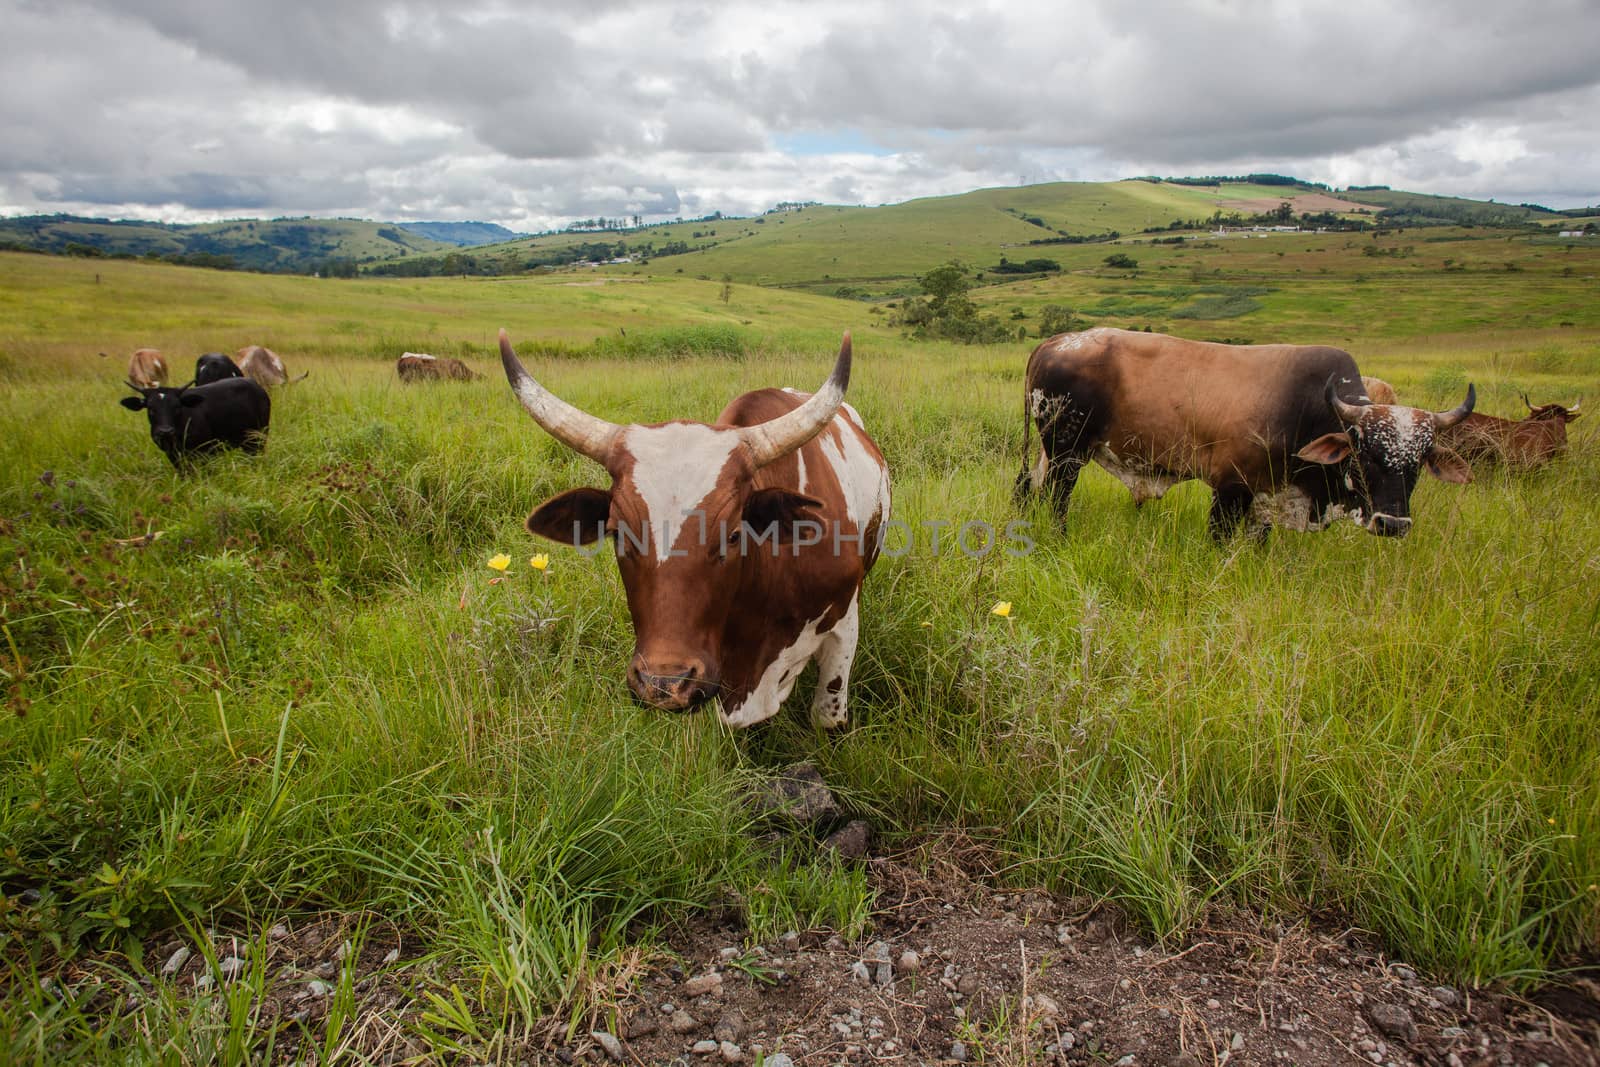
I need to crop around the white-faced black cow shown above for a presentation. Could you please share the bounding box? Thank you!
[194,352,244,385]
[1017,328,1475,539]
[500,328,890,728]
[120,378,271,471]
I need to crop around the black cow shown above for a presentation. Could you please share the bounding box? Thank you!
[194,352,243,385]
[120,378,271,470]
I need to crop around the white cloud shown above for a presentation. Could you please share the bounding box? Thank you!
[2,0,1596,227]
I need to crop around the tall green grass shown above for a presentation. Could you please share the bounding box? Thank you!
[1,254,1597,1058]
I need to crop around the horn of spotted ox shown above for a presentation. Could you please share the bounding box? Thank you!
[1431,384,1475,429]
[499,329,623,463]
[739,332,852,468]
[1325,378,1368,425]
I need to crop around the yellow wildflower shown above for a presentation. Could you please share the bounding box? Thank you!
[487,553,511,572]
[530,553,550,572]
[991,601,1013,618]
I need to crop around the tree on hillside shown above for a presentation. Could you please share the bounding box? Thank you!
[888,261,1013,344]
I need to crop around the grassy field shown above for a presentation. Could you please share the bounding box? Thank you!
[1,248,1597,1060]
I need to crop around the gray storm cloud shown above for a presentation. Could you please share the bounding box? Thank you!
[2,0,1596,226]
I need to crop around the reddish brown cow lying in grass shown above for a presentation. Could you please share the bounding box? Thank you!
[397,352,478,382]
[1437,395,1582,469]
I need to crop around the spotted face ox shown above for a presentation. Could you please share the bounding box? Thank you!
[1293,385,1474,537]
[1017,328,1475,539]
[500,329,890,728]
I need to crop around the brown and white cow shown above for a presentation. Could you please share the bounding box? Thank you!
[501,328,890,727]
[236,346,307,387]
[127,348,169,389]
[397,352,477,382]
[1437,394,1581,469]
[1361,376,1398,405]
[1017,328,1475,539]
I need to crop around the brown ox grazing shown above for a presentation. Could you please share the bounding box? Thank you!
[501,328,890,727]
[397,352,477,382]
[1437,394,1582,470]
[127,349,169,389]
[235,346,307,387]
[1361,376,1398,405]
[1017,328,1475,539]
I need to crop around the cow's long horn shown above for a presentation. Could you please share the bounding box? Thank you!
[124,379,143,393]
[499,329,621,464]
[1432,383,1476,429]
[1326,377,1367,426]
[740,333,852,468]
[1522,391,1534,412]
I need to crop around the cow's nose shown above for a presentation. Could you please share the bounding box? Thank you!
[1368,513,1412,538]
[627,656,718,711]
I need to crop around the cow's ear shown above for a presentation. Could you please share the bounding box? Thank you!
[1295,432,1353,465]
[527,488,610,545]
[1424,445,1472,484]
[180,392,205,407]
[742,488,823,540]
[119,396,145,411]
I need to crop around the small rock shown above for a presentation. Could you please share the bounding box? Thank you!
[1367,1003,1418,1043]
[314,960,337,979]
[382,947,400,965]
[661,1002,676,1014]
[780,931,799,948]
[194,974,214,992]
[1440,1026,1468,1039]
[306,979,334,997]
[1432,986,1459,1007]
[590,1031,624,1062]
[691,1039,718,1055]
[1115,1056,1137,1067]
[1206,998,1221,1010]
[950,1040,969,1062]
[334,940,352,962]
[850,960,871,983]
[217,957,246,982]
[718,1040,742,1062]
[1231,1032,1245,1051]
[626,1014,658,1040]
[267,924,290,941]
[863,940,892,964]
[161,946,192,977]
[749,763,838,825]
[1391,965,1417,982]
[718,947,739,961]
[684,972,723,998]
[713,1011,747,1043]
[956,973,979,996]
[1031,993,1061,1017]
[873,961,893,986]
[764,1057,794,1067]
[670,1010,700,1034]
[1172,1054,1202,1067]
[897,949,921,975]
[823,819,873,859]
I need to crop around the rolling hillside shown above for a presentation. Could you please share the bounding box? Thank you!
[390,178,1526,293]
[0,215,461,273]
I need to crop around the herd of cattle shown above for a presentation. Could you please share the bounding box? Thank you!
[111,326,1581,726]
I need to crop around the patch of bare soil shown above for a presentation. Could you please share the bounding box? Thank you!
[113,844,1598,1067]
[1218,193,1384,216]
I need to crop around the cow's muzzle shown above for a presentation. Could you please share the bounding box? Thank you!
[627,656,719,711]
[1366,513,1412,538]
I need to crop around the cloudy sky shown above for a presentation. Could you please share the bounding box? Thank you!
[4,0,1598,230]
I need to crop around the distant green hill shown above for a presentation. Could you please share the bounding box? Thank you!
[395,221,527,247]
[0,215,458,273]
